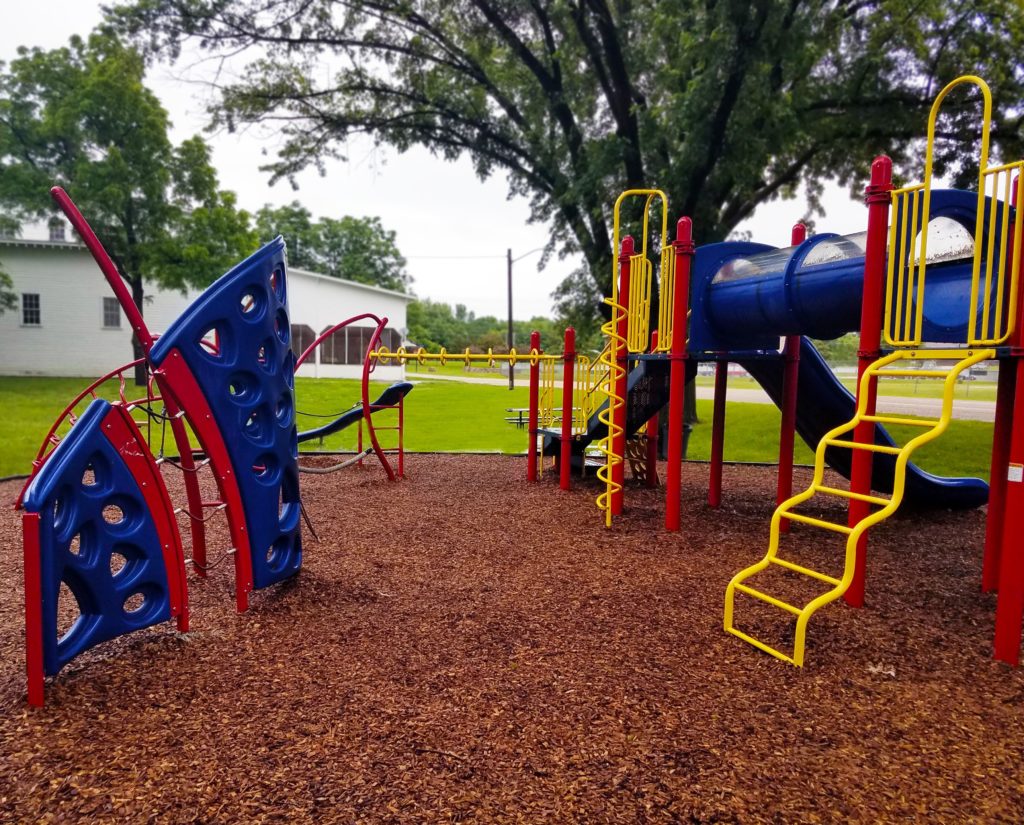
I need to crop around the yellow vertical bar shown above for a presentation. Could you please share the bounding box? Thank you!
[913,186,930,345]
[982,171,1000,341]
[894,192,911,342]
[884,192,902,345]
[993,171,1012,340]
[904,188,921,342]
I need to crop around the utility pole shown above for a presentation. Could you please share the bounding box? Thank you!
[507,246,544,391]
[507,247,514,390]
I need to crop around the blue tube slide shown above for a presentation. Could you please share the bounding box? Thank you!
[688,188,995,509]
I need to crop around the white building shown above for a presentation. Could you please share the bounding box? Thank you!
[0,236,411,382]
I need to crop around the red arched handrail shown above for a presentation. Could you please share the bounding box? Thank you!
[294,313,399,481]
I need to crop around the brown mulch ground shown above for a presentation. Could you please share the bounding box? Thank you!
[0,456,1022,823]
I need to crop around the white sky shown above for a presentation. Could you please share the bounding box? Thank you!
[3,1,869,320]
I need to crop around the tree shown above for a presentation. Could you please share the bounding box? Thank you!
[255,203,410,291]
[0,32,257,381]
[112,0,1024,311]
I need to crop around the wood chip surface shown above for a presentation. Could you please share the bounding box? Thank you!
[0,456,1022,822]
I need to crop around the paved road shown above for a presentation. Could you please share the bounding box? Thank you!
[696,386,995,422]
[408,372,996,422]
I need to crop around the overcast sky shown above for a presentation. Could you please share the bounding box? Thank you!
[3,1,870,321]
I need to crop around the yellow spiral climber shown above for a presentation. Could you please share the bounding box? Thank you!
[594,294,628,527]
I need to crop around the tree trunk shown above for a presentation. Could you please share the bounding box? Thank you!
[130,276,147,386]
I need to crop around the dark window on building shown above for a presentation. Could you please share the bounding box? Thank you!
[103,297,121,328]
[318,325,346,365]
[22,293,40,326]
[290,324,316,361]
[48,218,66,242]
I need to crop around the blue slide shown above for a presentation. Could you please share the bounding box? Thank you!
[739,339,988,509]
[297,381,412,443]
[689,188,994,510]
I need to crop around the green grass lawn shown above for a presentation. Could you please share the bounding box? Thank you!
[0,375,995,482]
[694,373,998,401]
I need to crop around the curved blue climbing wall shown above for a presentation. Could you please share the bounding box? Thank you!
[150,238,302,590]
[21,399,181,676]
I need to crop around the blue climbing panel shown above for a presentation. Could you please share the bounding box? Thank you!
[21,399,178,676]
[150,238,302,589]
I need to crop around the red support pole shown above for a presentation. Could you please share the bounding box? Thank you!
[527,330,541,482]
[985,358,1017,592]
[984,177,1021,592]
[776,223,806,531]
[845,156,893,608]
[23,513,44,707]
[645,331,660,488]
[994,358,1024,663]
[666,218,694,531]
[708,361,728,508]
[560,327,576,490]
[612,238,633,515]
[992,178,1024,663]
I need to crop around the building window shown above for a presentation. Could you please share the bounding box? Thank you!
[48,218,66,242]
[22,293,41,326]
[103,297,121,329]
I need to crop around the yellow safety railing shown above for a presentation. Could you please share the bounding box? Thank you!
[595,299,627,528]
[654,247,676,353]
[724,347,993,665]
[885,75,1023,347]
[595,188,672,526]
[538,356,557,429]
[574,355,593,434]
[371,345,559,368]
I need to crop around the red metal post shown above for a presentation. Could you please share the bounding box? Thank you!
[612,238,633,515]
[397,395,405,479]
[983,176,1021,592]
[993,178,1024,663]
[708,362,728,507]
[845,156,894,608]
[560,327,576,490]
[645,331,660,488]
[994,358,1024,663]
[23,513,44,707]
[776,222,806,531]
[666,218,694,531]
[527,330,541,481]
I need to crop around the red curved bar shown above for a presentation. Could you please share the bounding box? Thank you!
[50,187,155,353]
[295,313,384,369]
[294,312,399,481]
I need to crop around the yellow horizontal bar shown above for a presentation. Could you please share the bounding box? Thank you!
[887,348,980,360]
[812,484,890,506]
[725,626,797,666]
[860,414,938,428]
[873,369,952,378]
[733,583,803,615]
[984,159,1024,175]
[770,557,842,586]
[825,439,902,455]
[780,511,854,534]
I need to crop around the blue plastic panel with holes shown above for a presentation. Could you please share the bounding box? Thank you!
[21,399,174,676]
[150,238,302,590]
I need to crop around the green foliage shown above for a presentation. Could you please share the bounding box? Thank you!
[0,31,257,366]
[810,333,860,366]
[255,202,410,291]
[111,0,1024,313]
[0,267,16,315]
[407,297,565,352]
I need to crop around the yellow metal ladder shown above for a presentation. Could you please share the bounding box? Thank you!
[724,347,993,666]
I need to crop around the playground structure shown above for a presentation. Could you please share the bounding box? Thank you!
[15,189,407,705]
[12,75,1024,707]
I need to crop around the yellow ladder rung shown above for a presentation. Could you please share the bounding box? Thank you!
[861,414,938,428]
[725,626,797,666]
[780,511,854,534]
[732,583,803,615]
[770,557,842,586]
[825,439,902,455]
[872,369,951,378]
[812,484,890,506]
